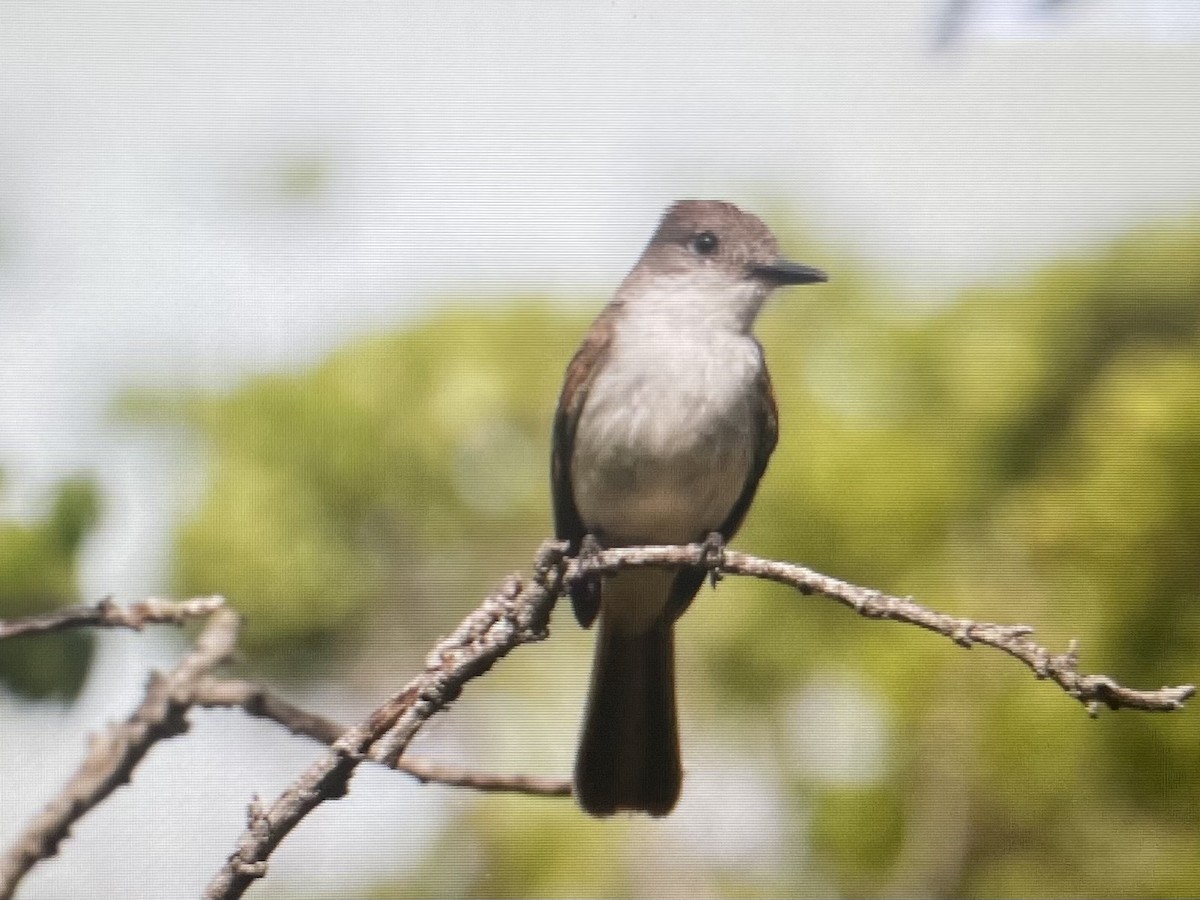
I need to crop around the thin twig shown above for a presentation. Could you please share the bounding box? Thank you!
[189,677,571,796]
[0,606,240,900]
[393,758,571,795]
[570,543,1197,714]
[0,595,227,640]
[202,543,566,900]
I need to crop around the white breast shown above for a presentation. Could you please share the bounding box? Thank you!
[571,314,763,547]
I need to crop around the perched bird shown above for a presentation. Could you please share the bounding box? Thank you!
[551,200,827,816]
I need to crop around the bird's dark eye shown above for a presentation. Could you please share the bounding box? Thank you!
[691,231,719,256]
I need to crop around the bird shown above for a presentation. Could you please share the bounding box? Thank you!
[551,200,827,816]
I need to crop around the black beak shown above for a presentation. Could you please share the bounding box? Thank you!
[751,259,829,285]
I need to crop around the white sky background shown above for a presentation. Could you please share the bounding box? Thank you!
[1,0,1199,896]
[1,0,1199,516]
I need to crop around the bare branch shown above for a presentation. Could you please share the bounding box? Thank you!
[0,606,241,900]
[393,758,571,796]
[0,595,227,640]
[6,541,1188,900]
[203,544,565,900]
[189,677,344,744]
[205,538,1193,899]
[571,543,1197,714]
[0,587,568,900]
[189,677,571,796]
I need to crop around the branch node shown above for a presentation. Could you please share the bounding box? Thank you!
[533,539,569,581]
[1065,638,1081,670]
[96,596,127,626]
[1045,642,1082,685]
[233,860,268,878]
[855,590,887,618]
[952,620,976,648]
[246,797,269,830]
[1031,648,1051,678]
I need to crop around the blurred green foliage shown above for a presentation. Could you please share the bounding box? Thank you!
[172,217,1199,897]
[172,304,574,671]
[0,475,100,699]
[366,799,635,899]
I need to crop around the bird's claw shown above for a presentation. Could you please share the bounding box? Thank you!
[701,531,727,588]
[576,533,605,588]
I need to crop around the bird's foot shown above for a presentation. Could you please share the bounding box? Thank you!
[574,533,606,591]
[701,531,727,588]
[578,534,605,576]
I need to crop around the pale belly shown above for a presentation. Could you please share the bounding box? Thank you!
[573,439,753,546]
[571,343,759,547]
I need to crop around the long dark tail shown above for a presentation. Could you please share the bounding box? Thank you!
[574,614,682,817]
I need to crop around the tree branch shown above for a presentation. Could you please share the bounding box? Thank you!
[0,589,569,900]
[204,539,1193,899]
[188,677,571,796]
[0,595,227,640]
[203,544,566,900]
[576,543,1196,714]
[4,541,1190,900]
[0,604,241,900]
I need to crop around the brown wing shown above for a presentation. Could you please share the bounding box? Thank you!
[551,304,619,627]
[666,352,779,620]
[714,357,780,539]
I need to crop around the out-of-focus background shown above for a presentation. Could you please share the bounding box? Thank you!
[2,1,1199,897]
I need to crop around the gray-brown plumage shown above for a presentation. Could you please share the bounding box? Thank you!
[552,200,826,816]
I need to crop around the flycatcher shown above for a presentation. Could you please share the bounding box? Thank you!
[551,200,827,816]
